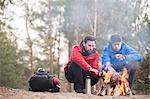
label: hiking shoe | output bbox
[132,90,136,95]
[126,90,135,95]
[28,87,32,91]
[75,89,85,94]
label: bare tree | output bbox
[0,0,13,9]
[24,2,33,72]
[28,0,62,74]
[131,0,150,54]
[93,0,97,37]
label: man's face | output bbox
[83,40,95,52]
[112,42,122,51]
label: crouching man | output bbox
[64,35,100,94]
[101,34,142,95]
[29,68,60,92]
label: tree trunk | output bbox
[25,4,33,72]
[48,46,53,74]
[57,32,61,77]
[93,0,97,37]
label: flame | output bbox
[110,88,114,96]
[103,70,114,83]
[100,68,132,96]
[118,68,131,96]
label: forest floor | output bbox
[0,68,149,99]
[0,86,150,99]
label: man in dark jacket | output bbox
[102,34,142,93]
[29,68,60,92]
[64,35,100,93]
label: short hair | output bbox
[110,34,122,44]
[83,35,96,43]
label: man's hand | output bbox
[112,72,120,81]
[115,54,125,60]
[106,62,116,72]
[89,68,99,75]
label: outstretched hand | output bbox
[89,68,99,75]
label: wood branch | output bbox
[86,15,94,33]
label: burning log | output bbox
[118,68,132,96]
[97,68,132,96]
[103,70,114,83]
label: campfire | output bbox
[97,68,132,96]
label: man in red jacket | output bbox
[64,35,100,93]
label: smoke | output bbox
[64,0,149,53]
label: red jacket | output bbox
[64,42,99,72]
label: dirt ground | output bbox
[0,87,150,99]
[1,69,149,99]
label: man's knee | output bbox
[126,61,139,72]
[70,62,83,71]
[65,70,74,83]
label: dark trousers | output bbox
[126,60,139,89]
[65,62,99,91]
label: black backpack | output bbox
[29,71,60,92]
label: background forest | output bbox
[0,0,149,94]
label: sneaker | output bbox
[75,89,85,94]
